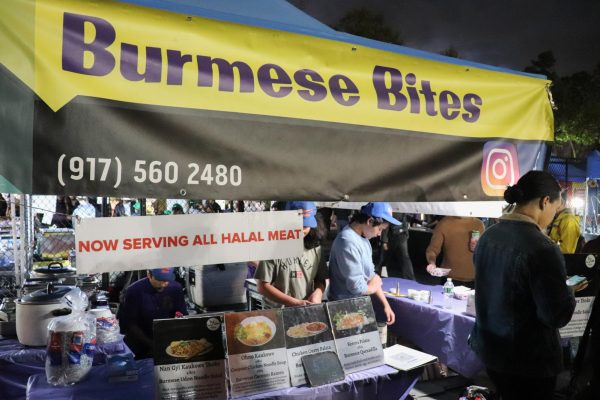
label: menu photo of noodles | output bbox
[225,310,291,397]
[224,309,286,355]
[153,314,227,400]
[154,314,225,365]
[165,338,213,359]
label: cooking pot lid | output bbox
[33,263,77,275]
[20,285,73,304]
[23,277,60,285]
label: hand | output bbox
[306,290,323,304]
[426,263,437,275]
[382,243,389,251]
[294,298,313,307]
[384,306,395,325]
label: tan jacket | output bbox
[426,216,485,281]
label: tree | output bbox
[525,52,600,158]
[334,8,403,45]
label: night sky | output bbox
[290,0,600,76]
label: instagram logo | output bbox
[481,142,520,196]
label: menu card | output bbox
[153,314,227,400]
[326,297,384,373]
[282,304,336,386]
[225,309,290,398]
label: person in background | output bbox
[328,202,397,325]
[425,216,485,288]
[152,199,167,215]
[172,203,184,215]
[380,213,415,280]
[333,208,352,231]
[119,268,188,359]
[549,191,582,253]
[70,196,97,229]
[50,195,74,228]
[469,171,576,400]
[255,201,328,307]
[113,199,127,217]
[0,194,7,218]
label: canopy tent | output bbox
[1,0,553,216]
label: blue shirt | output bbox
[328,226,375,300]
[120,277,187,338]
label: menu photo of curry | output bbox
[224,310,285,354]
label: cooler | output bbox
[187,263,248,309]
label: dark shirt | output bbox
[120,278,187,339]
[582,237,600,254]
[470,216,576,378]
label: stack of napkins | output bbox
[453,286,474,300]
[407,289,431,303]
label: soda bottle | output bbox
[442,278,454,309]
[469,230,480,252]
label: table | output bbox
[374,277,484,378]
[0,336,131,400]
[27,358,422,400]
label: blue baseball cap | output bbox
[286,201,318,228]
[360,202,400,225]
[150,268,175,281]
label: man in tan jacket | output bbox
[425,216,485,288]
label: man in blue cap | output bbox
[255,201,328,307]
[328,202,397,325]
[119,268,188,359]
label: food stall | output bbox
[0,0,555,398]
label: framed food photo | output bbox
[153,314,227,400]
[326,297,384,373]
[224,309,290,397]
[282,304,337,386]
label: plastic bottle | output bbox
[442,278,454,309]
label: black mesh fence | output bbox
[0,195,274,301]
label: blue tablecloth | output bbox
[0,337,131,400]
[374,277,484,378]
[26,358,422,400]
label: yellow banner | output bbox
[1,0,553,140]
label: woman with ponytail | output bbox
[469,171,576,399]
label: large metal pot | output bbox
[16,284,73,346]
[76,274,100,298]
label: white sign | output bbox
[75,211,303,274]
[559,296,595,338]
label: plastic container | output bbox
[45,288,96,386]
[442,278,454,309]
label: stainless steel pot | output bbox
[0,297,16,321]
[76,274,100,298]
[16,283,73,346]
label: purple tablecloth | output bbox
[374,278,484,378]
[27,358,422,400]
[0,336,131,400]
